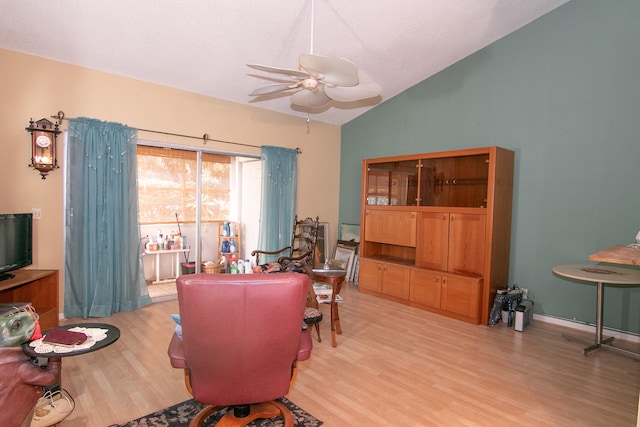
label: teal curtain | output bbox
[64,118,151,318]
[257,146,298,262]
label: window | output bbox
[136,146,232,224]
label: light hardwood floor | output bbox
[58,282,640,426]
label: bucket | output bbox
[181,262,196,275]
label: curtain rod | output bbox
[50,111,301,154]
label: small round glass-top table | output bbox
[553,264,640,360]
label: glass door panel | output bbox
[366,160,418,206]
[419,154,489,207]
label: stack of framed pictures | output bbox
[333,243,359,283]
[335,223,360,283]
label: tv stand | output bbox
[0,269,59,330]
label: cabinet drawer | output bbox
[364,210,416,247]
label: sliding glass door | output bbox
[137,143,259,285]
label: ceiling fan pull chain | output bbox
[309,0,315,54]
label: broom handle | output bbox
[175,213,182,235]
[175,213,188,264]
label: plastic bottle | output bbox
[229,238,237,253]
[223,222,230,237]
[230,262,238,274]
[244,259,252,274]
[237,259,245,273]
[220,256,230,274]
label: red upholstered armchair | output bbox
[167,273,313,427]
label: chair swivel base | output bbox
[190,400,294,427]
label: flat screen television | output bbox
[0,213,33,281]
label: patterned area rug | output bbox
[109,397,322,427]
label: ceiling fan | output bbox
[246,0,381,109]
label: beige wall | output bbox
[0,48,341,316]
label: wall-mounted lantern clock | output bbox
[26,117,61,179]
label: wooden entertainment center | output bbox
[358,146,514,325]
[0,269,59,330]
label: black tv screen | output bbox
[0,213,33,281]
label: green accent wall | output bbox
[340,0,640,333]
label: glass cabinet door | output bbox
[419,154,489,207]
[366,160,418,206]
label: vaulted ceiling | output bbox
[0,0,570,125]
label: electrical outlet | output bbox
[31,208,41,220]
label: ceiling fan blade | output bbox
[324,68,382,102]
[291,86,331,108]
[246,64,309,80]
[249,83,299,96]
[299,54,358,87]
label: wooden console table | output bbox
[0,269,59,330]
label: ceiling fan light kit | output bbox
[246,0,381,111]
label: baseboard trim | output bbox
[55,308,640,344]
[533,313,640,344]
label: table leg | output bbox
[311,271,345,347]
[330,308,336,347]
[333,302,341,334]
[154,253,160,284]
[562,281,610,354]
[307,283,319,309]
[174,252,180,278]
[582,281,606,355]
[563,281,639,360]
